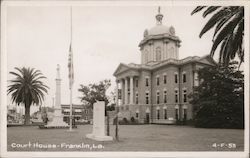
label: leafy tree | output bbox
[8,67,49,125]
[78,79,111,109]
[106,103,116,111]
[190,62,244,129]
[191,6,244,67]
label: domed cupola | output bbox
[139,7,181,65]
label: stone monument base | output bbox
[86,101,113,141]
[86,133,113,141]
[44,116,69,128]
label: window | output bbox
[157,109,160,120]
[169,47,174,58]
[135,79,138,87]
[175,109,179,120]
[156,91,160,104]
[145,51,148,63]
[183,89,187,102]
[164,109,167,119]
[126,105,129,110]
[128,89,130,103]
[183,109,187,121]
[136,112,139,118]
[194,72,199,86]
[163,74,167,84]
[156,47,161,61]
[175,89,179,103]
[183,73,186,83]
[145,77,149,87]
[156,76,160,86]
[164,90,167,103]
[175,73,178,83]
[135,92,139,104]
[145,92,149,104]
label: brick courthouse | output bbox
[113,8,215,124]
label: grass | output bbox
[7,124,244,151]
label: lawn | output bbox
[7,124,244,151]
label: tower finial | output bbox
[156,6,163,25]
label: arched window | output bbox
[156,107,160,120]
[156,47,161,61]
[170,47,174,58]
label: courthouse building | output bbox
[113,8,215,124]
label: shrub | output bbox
[123,118,128,123]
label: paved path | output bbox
[7,125,244,151]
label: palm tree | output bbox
[191,6,244,67]
[8,67,49,125]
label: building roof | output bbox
[113,55,216,77]
[139,7,181,48]
[148,25,171,36]
[61,104,84,109]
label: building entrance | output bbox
[146,113,150,124]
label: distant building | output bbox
[61,104,93,123]
[113,8,215,124]
[7,105,23,124]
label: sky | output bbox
[6,5,216,113]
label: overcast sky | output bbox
[7,5,217,112]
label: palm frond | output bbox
[191,6,207,15]
[199,7,229,38]
[210,10,243,57]
[203,6,221,18]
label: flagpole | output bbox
[69,86,72,131]
[69,6,73,131]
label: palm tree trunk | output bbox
[24,104,31,125]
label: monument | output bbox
[45,64,69,128]
[86,101,113,141]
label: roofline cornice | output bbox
[139,34,181,48]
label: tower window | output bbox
[145,51,148,63]
[156,47,161,61]
[135,79,138,87]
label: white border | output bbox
[1,1,249,158]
